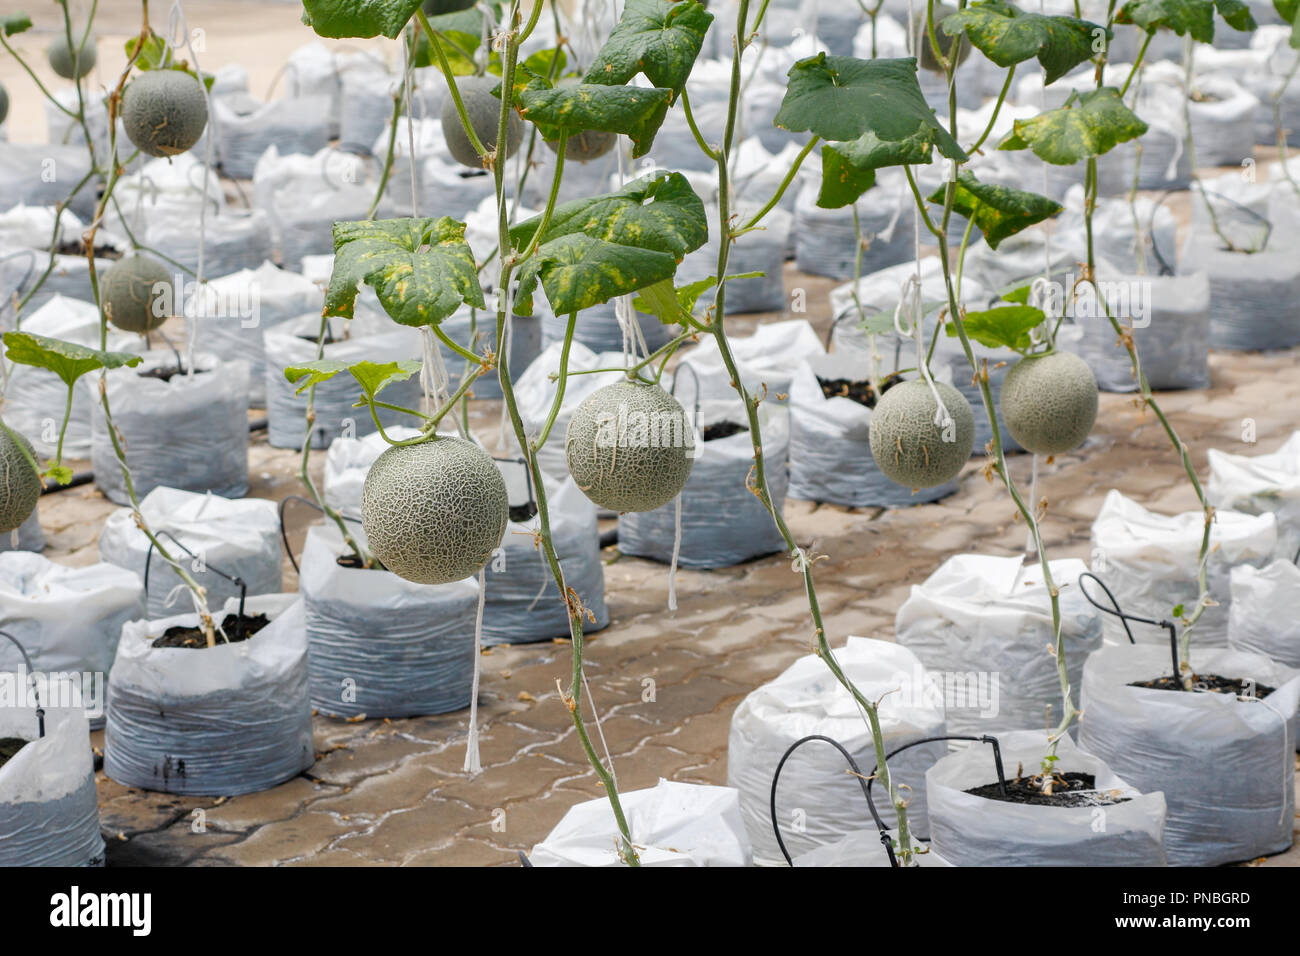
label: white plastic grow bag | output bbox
[618,403,789,568]
[541,299,674,356]
[142,208,275,282]
[930,333,1023,456]
[728,637,946,866]
[433,306,542,402]
[1229,561,1300,668]
[926,729,1169,866]
[0,511,44,555]
[98,487,282,620]
[264,313,424,450]
[4,251,115,315]
[3,295,143,458]
[185,260,324,407]
[212,95,334,180]
[1181,234,1300,351]
[1073,270,1211,392]
[1089,489,1278,647]
[339,68,397,152]
[795,830,953,867]
[675,205,790,315]
[89,351,250,505]
[793,175,914,281]
[673,319,823,407]
[895,555,1102,737]
[322,427,423,518]
[1208,431,1300,562]
[104,594,315,796]
[0,143,96,219]
[0,704,104,866]
[786,352,961,508]
[1079,643,1299,866]
[528,779,752,867]
[0,553,143,727]
[299,524,480,719]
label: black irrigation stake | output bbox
[0,630,44,738]
[277,494,364,575]
[144,531,248,640]
[1078,571,1180,684]
[668,360,702,432]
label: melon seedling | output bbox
[869,380,974,488]
[565,381,695,512]
[122,70,209,158]
[101,255,172,334]
[361,437,509,586]
[545,78,617,162]
[999,350,1099,456]
[47,34,96,80]
[441,75,523,169]
[918,4,969,73]
[0,428,41,535]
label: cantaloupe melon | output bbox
[869,379,974,488]
[47,34,96,80]
[999,350,1099,456]
[101,255,172,334]
[565,381,695,512]
[361,436,509,585]
[0,428,41,535]
[918,5,970,74]
[0,84,9,126]
[122,69,208,158]
[440,75,523,169]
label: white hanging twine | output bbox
[464,566,487,774]
[893,275,954,434]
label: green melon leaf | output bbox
[125,31,172,69]
[583,0,713,100]
[947,304,1047,351]
[302,0,425,38]
[1278,0,1300,46]
[326,217,485,327]
[286,358,422,400]
[1117,0,1255,41]
[1001,283,1034,304]
[2,331,143,387]
[631,271,765,325]
[999,87,1148,164]
[510,171,708,260]
[515,234,679,316]
[2,13,31,36]
[775,55,966,162]
[1216,0,1258,32]
[858,312,903,336]
[925,172,1063,248]
[518,81,672,157]
[818,131,935,208]
[940,1,1108,84]
[408,26,483,72]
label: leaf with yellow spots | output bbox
[583,0,714,100]
[515,233,679,317]
[325,216,485,327]
[518,80,672,158]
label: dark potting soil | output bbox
[817,373,901,409]
[0,736,27,770]
[510,503,539,523]
[966,772,1131,808]
[56,240,122,259]
[138,365,207,384]
[152,612,271,649]
[1130,673,1277,698]
[703,420,747,442]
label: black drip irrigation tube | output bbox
[0,630,44,738]
[1078,571,1181,684]
[39,418,269,495]
[144,531,250,640]
[768,732,1006,868]
[277,494,365,575]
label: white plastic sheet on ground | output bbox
[1090,489,1277,647]
[528,779,752,866]
[895,554,1102,737]
[786,352,961,508]
[927,729,1169,866]
[1208,431,1300,562]
[98,487,282,620]
[89,351,250,505]
[0,553,143,728]
[618,402,788,568]
[299,524,479,718]
[0,705,103,866]
[728,637,946,866]
[1230,561,1300,668]
[104,594,315,796]
[1079,643,1299,866]
[673,319,823,407]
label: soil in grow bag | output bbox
[56,240,121,259]
[1131,674,1277,697]
[151,611,272,649]
[137,365,208,384]
[509,502,538,522]
[0,736,27,769]
[816,373,901,409]
[703,421,748,442]
[966,772,1130,808]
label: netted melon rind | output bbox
[122,70,209,158]
[565,381,695,513]
[0,429,41,535]
[361,436,509,585]
[869,379,975,488]
[102,255,173,334]
[440,75,524,169]
[1000,350,1099,456]
[47,35,97,79]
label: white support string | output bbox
[667,491,682,611]
[402,33,419,217]
[893,275,954,433]
[464,566,487,774]
[581,668,618,788]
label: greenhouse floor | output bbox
[30,265,1299,866]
